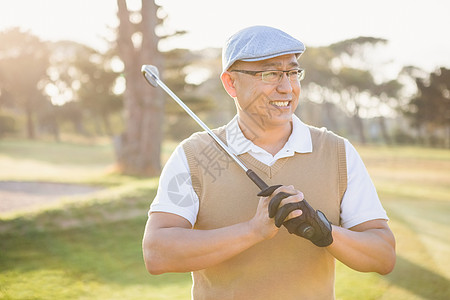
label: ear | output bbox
[221,71,237,98]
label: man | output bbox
[143,26,395,299]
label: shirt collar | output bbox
[225,114,312,156]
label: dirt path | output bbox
[0,181,102,214]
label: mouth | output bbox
[269,100,291,108]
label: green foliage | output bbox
[47,41,123,137]
[162,48,223,114]
[0,112,17,137]
[299,37,405,144]
[0,28,51,139]
[329,36,388,56]
[161,47,234,140]
[335,67,375,92]
[407,68,450,130]
[392,128,416,145]
[0,25,443,147]
[0,29,123,140]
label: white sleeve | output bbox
[149,144,199,227]
[340,140,388,229]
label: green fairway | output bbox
[0,139,115,183]
[0,139,449,299]
[0,187,193,299]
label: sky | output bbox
[0,0,449,75]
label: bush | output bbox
[165,115,201,141]
[393,129,416,145]
[0,112,18,137]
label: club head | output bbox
[141,65,159,87]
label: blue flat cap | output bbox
[222,26,305,73]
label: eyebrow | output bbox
[260,61,299,68]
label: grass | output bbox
[0,197,193,299]
[339,144,450,300]
[0,139,449,299]
[0,138,116,183]
[0,137,192,299]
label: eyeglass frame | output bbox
[229,68,305,83]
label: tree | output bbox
[72,48,123,136]
[298,46,344,131]
[115,0,164,176]
[0,28,50,139]
[407,67,450,146]
[374,79,403,144]
[45,41,123,137]
[333,67,375,144]
[162,47,229,140]
[300,37,402,144]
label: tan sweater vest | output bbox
[182,125,347,300]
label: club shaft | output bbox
[148,71,251,174]
[143,66,314,237]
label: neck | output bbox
[238,117,293,156]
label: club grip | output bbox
[246,169,269,190]
[247,168,315,238]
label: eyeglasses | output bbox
[230,68,305,83]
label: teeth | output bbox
[270,101,290,107]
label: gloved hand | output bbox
[259,185,333,247]
[282,202,333,247]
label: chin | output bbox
[264,115,293,128]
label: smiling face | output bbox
[221,54,301,134]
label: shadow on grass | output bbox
[386,255,450,300]
[382,199,450,299]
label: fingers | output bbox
[274,202,303,227]
[248,196,280,241]
[268,192,292,218]
[257,184,282,197]
[266,185,304,225]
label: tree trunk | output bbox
[115,0,164,176]
[25,105,35,139]
[52,122,60,142]
[324,102,338,131]
[94,117,103,135]
[378,116,391,145]
[74,119,89,136]
[101,113,113,137]
[447,125,450,149]
[353,105,366,144]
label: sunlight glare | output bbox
[183,66,211,85]
[113,76,126,95]
[110,56,124,73]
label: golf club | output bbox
[141,64,314,238]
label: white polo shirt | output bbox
[150,115,388,228]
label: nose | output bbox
[276,73,293,93]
